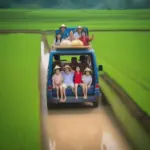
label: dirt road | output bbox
[46,103,132,150]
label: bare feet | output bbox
[75,96,78,100]
[60,98,63,102]
[63,96,67,102]
[84,96,87,99]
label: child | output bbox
[54,33,62,46]
[82,67,92,99]
[74,66,85,99]
[52,65,63,100]
[79,30,94,46]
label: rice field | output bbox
[0,9,150,150]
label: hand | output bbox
[52,86,56,89]
[91,34,94,39]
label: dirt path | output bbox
[46,104,132,150]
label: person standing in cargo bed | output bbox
[59,24,68,39]
[61,65,75,102]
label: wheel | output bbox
[93,96,100,108]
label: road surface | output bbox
[47,103,132,150]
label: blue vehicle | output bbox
[47,27,103,108]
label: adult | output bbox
[74,26,82,39]
[79,55,89,72]
[59,24,68,39]
[61,65,74,101]
[79,30,94,46]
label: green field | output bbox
[0,34,41,150]
[0,9,150,150]
[0,9,150,30]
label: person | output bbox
[79,30,94,46]
[66,31,76,42]
[61,65,75,102]
[82,67,92,99]
[79,55,89,72]
[70,57,79,70]
[53,55,62,69]
[74,26,82,39]
[54,33,61,46]
[74,66,85,99]
[59,24,68,39]
[52,65,63,100]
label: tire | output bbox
[93,96,100,108]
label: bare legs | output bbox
[75,83,85,99]
[62,87,67,102]
[84,84,88,99]
[75,84,78,99]
[56,87,59,99]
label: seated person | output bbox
[79,30,94,46]
[85,55,92,69]
[61,65,75,102]
[70,57,79,70]
[82,67,92,99]
[58,24,68,39]
[74,26,82,39]
[74,66,85,99]
[66,31,76,42]
[53,55,62,69]
[79,55,89,72]
[52,65,63,100]
[54,33,62,46]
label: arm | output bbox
[82,75,85,84]
[88,76,92,88]
[87,34,94,42]
[52,75,55,88]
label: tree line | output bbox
[0,0,150,9]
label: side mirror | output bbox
[98,65,103,71]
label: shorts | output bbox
[62,83,74,89]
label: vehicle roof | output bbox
[55,27,89,35]
[50,49,95,55]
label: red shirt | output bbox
[74,71,82,84]
[79,36,91,46]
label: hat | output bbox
[84,67,92,73]
[60,24,66,28]
[63,65,71,69]
[54,65,61,70]
[77,26,82,29]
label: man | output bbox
[74,26,82,39]
[59,24,68,39]
[61,65,74,102]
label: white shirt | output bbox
[82,75,92,85]
[74,32,81,39]
[61,71,74,85]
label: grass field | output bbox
[0,34,41,150]
[0,9,150,150]
[0,9,150,30]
